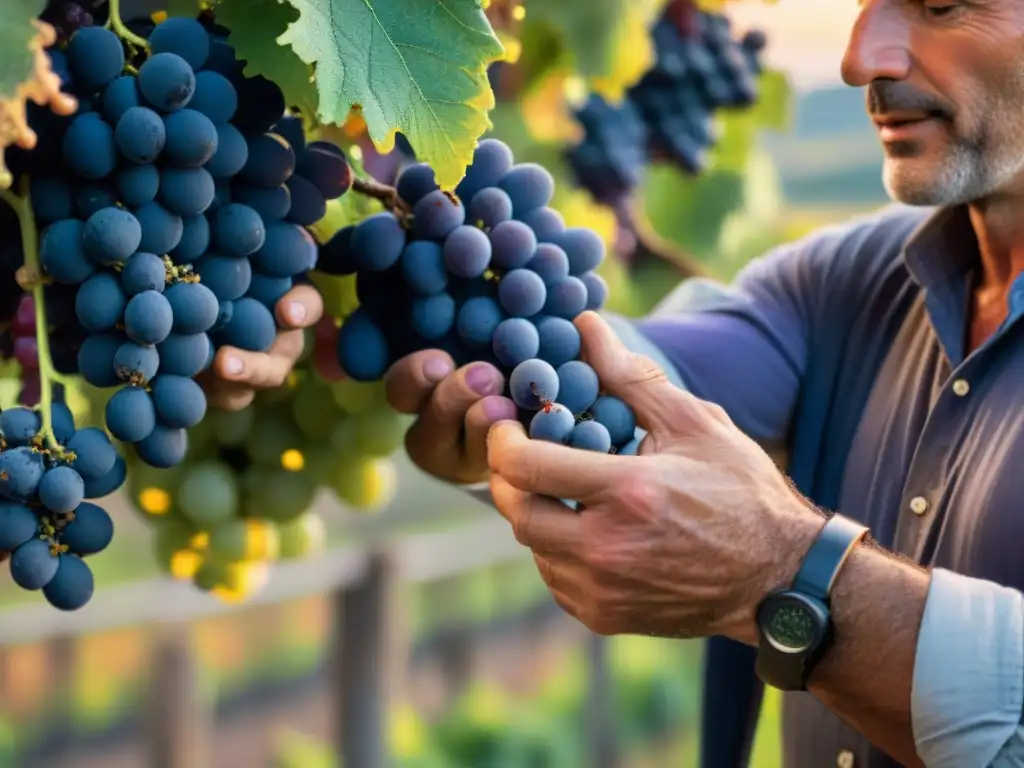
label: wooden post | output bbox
[331,551,398,768]
[144,624,210,768]
[585,633,619,768]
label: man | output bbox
[351,1,1024,766]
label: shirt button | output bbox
[837,750,855,768]
[909,496,929,515]
[952,378,970,396]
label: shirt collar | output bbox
[902,205,980,289]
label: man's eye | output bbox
[924,2,958,16]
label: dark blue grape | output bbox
[138,52,196,112]
[285,174,326,226]
[499,164,554,214]
[556,360,599,415]
[497,269,546,317]
[352,213,406,272]
[135,424,188,468]
[232,182,290,221]
[63,113,116,179]
[156,332,209,377]
[211,299,233,333]
[443,225,491,278]
[0,501,38,551]
[82,455,127,498]
[76,271,127,331]
[295,146,350,199]
[456,139,514,203]
[250,222,317,276]
[400,240,447,294]
[59,501,114,554]
[135,201,184,255]
[39,466,84,515]
[456,296,504,348]
[158,167,215,217]
[121,252,166,295]
[412,190,465,240]
[274,114,306,150]
[554,228,606,274]
[50,402,76,444]
[588,396,636,447]
[0,446,45,501]
[30,175,74,223]
[529,404,575,443]
[510,359,560,410]
[518,207,565,241]
[570,420,612,452]
[125,290,173,344]
[212,297,275,351]
[231,75,285,135]
[115,164,160,206]
[526,243,570,284]
[492,317,540,369]
[410,292,456,340]
[245,273,292,308]
[543,276,588,319]
[75,182,118,218]
[581,271,608,309]
[40,219,94,283]
[43,555,95,611]
[149,17,210,70]
[115,106,167,164]
[83,207,142,266]
[104,385,156,442]
[211,203,265,257]
[240,133,295,186]
[535,315,581,367]
[151,375,207,428]
[114,340,160,383]
[170,214,210,261]
[396,163,438,206]
[165,281,219,334]
[194,253,251,300]
[77,332,124,387]
[489,220,537,270]
[467,187,513,229]
[336,309,390,382]
[205,122,249,177]
[0,407,41,446]
[66,27,125,92]
[10,540,59,591]
[163,109,218,167]
[102,75,141,124]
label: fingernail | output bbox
[287,302,306,324]
[466,363,501,396]
[224,356,243,375]
[423,357,452,383]
[483,396,517,422]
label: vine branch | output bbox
[105,0,150,50]
[612,197,706,279]
[0,178,68,455]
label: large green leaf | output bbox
[0,0,46,100]
[278,0,504,190]
[212,0,319,117]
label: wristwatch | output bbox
[754,513,868,691]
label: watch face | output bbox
[763,597,819,653]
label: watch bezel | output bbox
[756,590,830,655]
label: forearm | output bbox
[806,539,930,766]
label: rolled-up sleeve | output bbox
[913,568,1024,767]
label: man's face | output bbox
[841,0,1024,206]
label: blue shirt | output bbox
[623,203,1024,767]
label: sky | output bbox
[726,0,862,91]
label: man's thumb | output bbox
[575,311,685,432]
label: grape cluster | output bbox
[21,13,350,470]
[318,138,639,454]
[124,369,402,602]
[565,6,768,203]
[0,403,121,611]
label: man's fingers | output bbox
[384,350,456,414]
[576,311,694,434]
[274,284,324,330]
[491,474,580,556]
[204,380,255,411]
[487,419,626,502]
[464,395,517,462]
[213,328,305,390]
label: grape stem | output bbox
[0,180,65,452]
[350,175,410,215]
[612,197,705,279]
[105,0,150,50]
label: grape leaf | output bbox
[212,0,319,118]
[278,0,505,190]
[0,5,77,188]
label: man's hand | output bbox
[487,311,824,642]
[200,285,323,411]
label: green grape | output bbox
[329,378,381,415]
[178,462,239,526]
[309,270,358,319]
[245,469,318,521]
[208,518,280,561]
[208,406,255,446]
[277,512,327,559]
[246,407,304,466]
[291,375,340,440]
[332,458,397,510]
[350,409,409,457]
[127,457,183,518]
[152,514,204,580]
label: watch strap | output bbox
[793,514,868,601]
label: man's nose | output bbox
[841,0,911,87]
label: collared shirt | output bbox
[622,203,1024,767]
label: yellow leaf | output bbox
[520,70,581,143]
